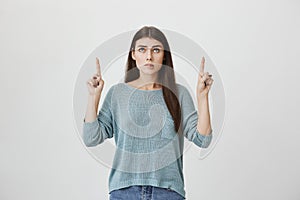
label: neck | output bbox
[136,73,161,90]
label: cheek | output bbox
[135,56,144,63]
[157,54,164,61]
[135,58,144,69]
[156,55,164,64]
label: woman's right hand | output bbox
[86,57,104,96]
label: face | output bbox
[131,37,164,76]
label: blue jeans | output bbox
[109,185,185,200]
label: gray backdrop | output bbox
[1,0,299,199]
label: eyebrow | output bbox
[136,45,163,48]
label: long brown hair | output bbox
[124,26,182,133]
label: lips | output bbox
[144,64,154,67]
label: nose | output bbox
[146,49,152,61]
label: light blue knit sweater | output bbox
[82,82,213,199]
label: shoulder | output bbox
[175,83,191,96]
[107,82,124,92]
[104,82,130,98]
[102,83,120,99]
[174,83,195,105]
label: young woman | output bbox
[83,26,214,200]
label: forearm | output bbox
[95,94,101,112]
[84,94,101,123]
[197,94,212,135]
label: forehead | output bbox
[135,37,163,47]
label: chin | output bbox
[142,69,161,75]
[140,71,159,76]
[140,66,162,75]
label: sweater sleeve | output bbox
[180,85,213,148]
[82,85,115,147]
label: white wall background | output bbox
[1,0,299,199]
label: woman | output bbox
[83,26,214,200]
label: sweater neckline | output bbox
[123,83,162,92]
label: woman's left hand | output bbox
[197,56,214,98]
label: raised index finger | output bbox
[200,56,205,73]
[96,57,101,78]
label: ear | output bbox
[131,51,136,60]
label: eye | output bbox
[153,48,161,53]
[138,47,145,52]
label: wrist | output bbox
[88,92,101,98]
[197,93,208,101]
